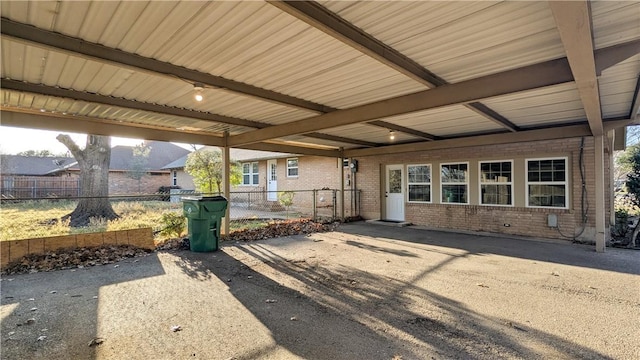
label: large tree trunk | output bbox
[57,134,119,227]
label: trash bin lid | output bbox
[181,196,201,201]
[200,196,227,202]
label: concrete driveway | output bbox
[1,222,639,359]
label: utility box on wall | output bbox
[547,214,558,228]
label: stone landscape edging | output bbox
[0,228,154,269]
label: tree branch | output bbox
[56,134,84,162]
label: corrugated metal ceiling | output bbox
[1,0,639,154]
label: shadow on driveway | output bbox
[341,222,640,275]
[174,226,618,359]
[1,254,165,360]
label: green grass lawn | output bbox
[0,200,278,241]
[0,200,181,241]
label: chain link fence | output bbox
[0,189,360,241]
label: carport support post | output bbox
[608,130,616,228]
[595,134,606,252]
[222,134,230,235]
[339,150,345,221]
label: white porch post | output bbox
[595,134,606,252]
[222,133,230,235]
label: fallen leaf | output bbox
[25,318,36,325]
[290,316,298,321]
[49,291,57,294]
[476,283,489,288]
[88,338,104,347]
[30,307,38,311]
[551,272,560,277]
[171,325,182,332]
[37,335,47,341]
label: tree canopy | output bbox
[184,148,241,194]
[127,142,151,193]
[16,149,63,157]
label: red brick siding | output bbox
[355,137,610,242]
[108,172,170,195]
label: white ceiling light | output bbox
[193,83,204,102]
[389,130,395,141]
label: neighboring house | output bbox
[162,147,355,216]
[1,141,190,197]
[0,155,79,198]
[72,140,190,195]
[167,136,613,243]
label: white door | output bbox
[385,164,405,221]
[267,159,277,201]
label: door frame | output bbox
[384,164,405,221]
[267,159,277,201]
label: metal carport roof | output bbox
[1,1,639,158]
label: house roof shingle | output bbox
[0,155,76,176]
[161,147,293,170]
[108,141,190,171]
[2,141,190,175]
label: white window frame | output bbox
[287,158,299,178]
[525,157,569,209]
[407,164,432,203]
[478,160,514,207]
[172,170,177,186]
[242,161,259,186]
[440,162,469,204]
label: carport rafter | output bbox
[267,0,520,132]
[629,75,640,120]
[0,16,428,145]
[1,79,378,148]
[0,109,343,158]
[0,78,267,130]
[228,39,639,147]
[0,17,336,114]
[228,57,574,147]
[549,1,603,136]
[368,121,439,141]
[304,132,380,147]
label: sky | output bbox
[0,126,192,155]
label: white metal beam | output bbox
[549,1,603,136]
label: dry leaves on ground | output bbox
[3,219,337,275]
[222,219,339,242]
[1,245,152,275]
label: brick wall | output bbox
[232,157,357,217]
[354,137,610,242]
[1,228,154,269]
[108,171,170,195]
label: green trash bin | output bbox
[182,196,228,252]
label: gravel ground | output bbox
[1,222,639,360]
